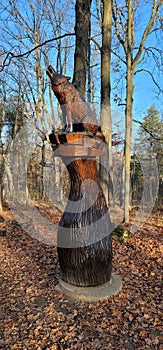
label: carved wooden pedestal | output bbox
[49,132,112,288]
[58,156,112,286]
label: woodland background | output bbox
[0,1,163,349]
[0,0,162,218]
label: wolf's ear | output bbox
[46,66,71,85]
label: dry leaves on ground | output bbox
[0,205,162,350]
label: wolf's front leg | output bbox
[61,105,68,131]
[64,108,72,132]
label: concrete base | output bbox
[55,274,122,302]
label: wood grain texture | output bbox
[57,157,112,286]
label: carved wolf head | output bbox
[46,65,71,86]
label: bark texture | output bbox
[49,132,112,287]
[58,157,112,286]
[73,0,92,97]
[100,0,113,206]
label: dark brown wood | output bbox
[47,65,98,135]
[49,131,105,157]
[58,157,112,286]
[49,132,112,287]
[49,131,105,146]
[72,0,92,97]
[47,68,112,287]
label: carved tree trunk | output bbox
[58,157,112,286]
[49,131,112,287]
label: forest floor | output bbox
[0,204,162,350]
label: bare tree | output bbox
[73,0,92,97]
[112,0,163,222]
[100,0,113,205]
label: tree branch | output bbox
[111,49,126,65]
[133,118,162,140]
[134,68,163,94]
[133,0,163,68]
[89,36,102,51]
[0,33,75,72]
[112,2,127,55]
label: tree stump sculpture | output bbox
[47,66,122,300]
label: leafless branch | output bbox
[111,49,126,65]
[112,1,127,55]
[23,114,46,141]
[133,118,162,140]
[89,36,102,51]
[133,0,163,68]
[0,33,75,72]
[134,68,163,94]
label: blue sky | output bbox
[133,70,163,117]
[0,0,162,141]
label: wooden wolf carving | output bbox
[46,65,99,135]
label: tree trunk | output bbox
[73,0,92,97]
[0,150,4,212]
[100,0,113,206]
[124,0,134,223]
[0,102,5,212]
[4,157,14,200]
[49,132,112,287]
[58,157,112,286]
[0,184,2,212]
[112,1,162,222]
[87,19,91,103]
